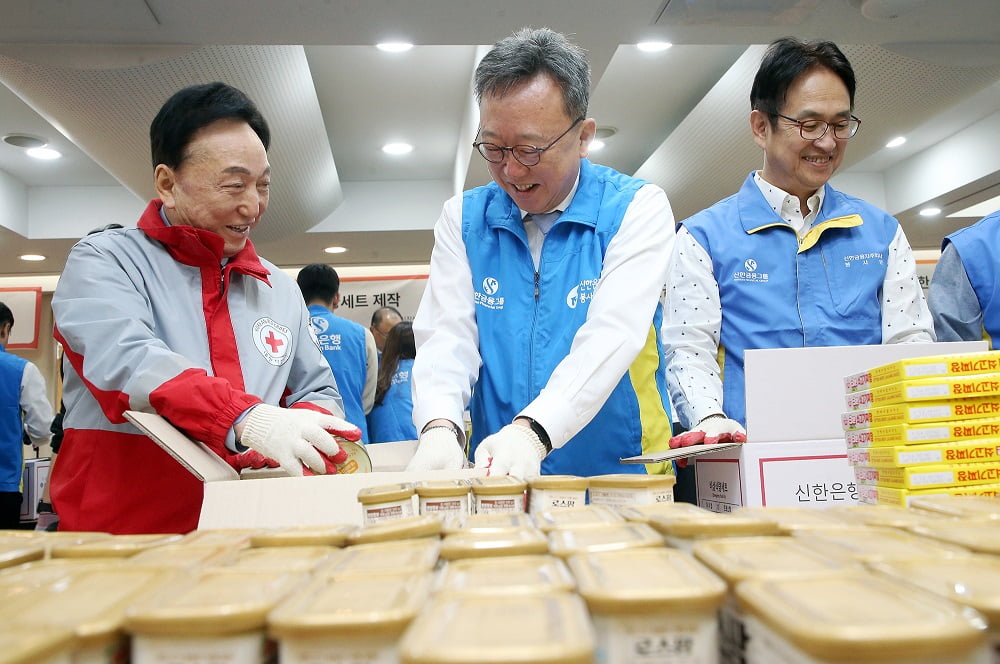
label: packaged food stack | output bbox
[842,350,1000,506]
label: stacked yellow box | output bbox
[842,350,1000,506]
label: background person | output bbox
[407,27,676,478]
[367,321,418,443]
[370,306,403,356]
[50,82,360,534]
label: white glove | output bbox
[669,415,746,449]
[406,425,467,471]
[238,404,360,477]
[473,423,547,479]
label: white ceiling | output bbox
[1,0,999,278]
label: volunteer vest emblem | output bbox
[253,317,292,365]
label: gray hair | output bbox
[474,27,590,120]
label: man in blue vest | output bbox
[929,209,1000,347]
[407,27,676,478]
[663,38,934,451]
[0,301,53,528]
[298,263,377,444]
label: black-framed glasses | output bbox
[773,112,861,140]
[473,116,585,166]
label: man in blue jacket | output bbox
[408,27,676,478]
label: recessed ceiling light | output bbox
[26,146,62,160]
[376,42,413,53]
[637,41,672,53]
[589,139,606,151]
[382,142,413,155]
[919,207,942,217]
[3,133,46,149]
[324,246,348,254]
[594,126,618,140]
[885,136,906,148]
[19,254,46,262]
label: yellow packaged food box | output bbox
[844,351,1000,393]
[873,483,1000,507]
[616,501,713,523]
[859,439,1000,467]
[846,417,1000,448]
[735,571,989,663]
[854,460,1000,489]
[909,494,1000,519]
[314,538,440,578]
[845,374,1000,411]
[841,396,1000,431]
[436,554,576,597]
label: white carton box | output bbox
[125,411,483,529]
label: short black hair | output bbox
[150,82,270,170]
[750,37,856,125]
[0,301,12,330]
[370,306,403,327]
[297,263,340,303]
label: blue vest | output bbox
[945,210,1000,347]
[462,159,674,476]
[367,358,418,443]
[683,173,897,424]
[0,346,27,492]
[307,305,370,444]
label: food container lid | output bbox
[533,505,624,532]
[414,479,472,498]
[870,555,1000,623]
[180,529,257,548]
[125,544,238,569]
[0,543,44,569]
[692,536,859,586]
[439,528,549,560]
[793,526,972,563]
[0,531,112,557]
[735,571,988,660]
[249,524,355,548]
[268,571,433,637]
[347,514,443,545]
[222,545,337,572]
[647,511,780,539]
[436,554,576,597]
[547,523,663,558]
[735,506,854,533]
[907,519,1000,555]
[469,475,528,494]
[587,473,676,489]
[617,502,713,523]
[528,475,589,491]
[441,512,536,534]
[357,482,415,504]
[826,504,951,529]
[909,494,1000,520]
[315,538,440,578]
[124,568,304,636]
[0,627,74,664]
[0,558,119,591]
[49,533,183,559]
[399,593,594,664]
[569,547,725,613]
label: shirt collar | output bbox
[519,175,580,220]
[753,170,824,233]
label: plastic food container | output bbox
[735,571,989,663]
[357,482,416,525]
[249,524,355,548]
[0,542,45,569]
[399,592,594,664]
[414,479,472,518]
[441,511,536,534]
[220,545,337,573]
[125,568,304,664]
[438,527,549,561]
[870,555,1000,662]
[588,473,676,508]
[793,526,972,564]
[268,571,433,664]
[0,531,113,558]
[547,523,663,558]
[180,529,257,548]
[825,504,952,530]
[436,554,576,597]
[126,543,239,570]
[314,538,440,578]
[909,494,1000,520]
[569,547,726,664]
[346,514,442,545]
[533,505,624,532]
[49,533,183,559]
[0,627,74,664]
[617,501,713,523]
[735,506,854,534]
[646,510,781,552]
[528,475,589,513]
[469,476,528,514]
[908,518,1000,555]
[693,536,862,664]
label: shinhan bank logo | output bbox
[744,258,757,272]
[482,276,500,295]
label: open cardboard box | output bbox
[125,411,484,529]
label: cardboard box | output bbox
[19,457,50,522]
[124,411,484,529]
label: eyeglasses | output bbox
[473,116,585,167]
[772,113,861,140]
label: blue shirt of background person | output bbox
[367,321,418,443]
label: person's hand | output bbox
[238,404,361,477]
[668,415,746,469]
[473,423,547,478]
[224,448,280,472]
[406,425,467,471]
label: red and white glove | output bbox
[238,404,360,477]
[224,448,280,472]
[406,425,467,471]
[473,423,547,479]
[669,415,746,469]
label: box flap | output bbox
[620,442,742,464]
[125,410,239,482]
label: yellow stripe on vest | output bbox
[629,323,675,476]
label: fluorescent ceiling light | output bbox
[19,254,46,261]
[637,42,672,52]
[918,207,941,217]
[376,42,413,53]
[26,146,62,160]
[885,136,906,148]
[324,246,348,254]
[382,142,413,155]
[948,193,1000,219]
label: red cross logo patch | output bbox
[252,317,292,366]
